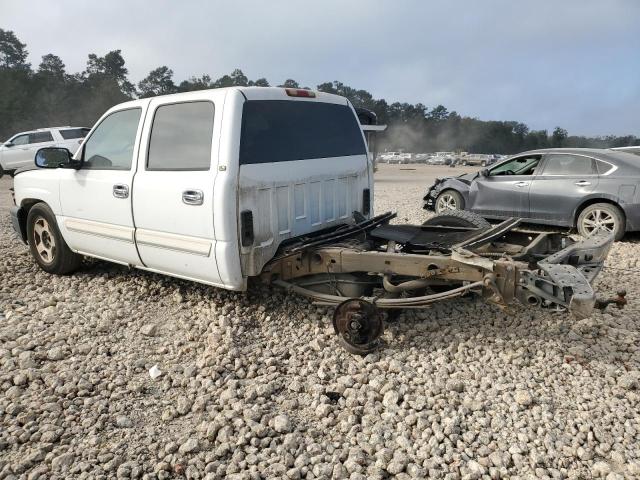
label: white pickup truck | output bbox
[11,87,372,291]
[10,87,618,353]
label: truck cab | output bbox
[11,87,372,291]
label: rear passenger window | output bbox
[595,159,613,174]
[29,131,54,143]
[60,128,90,140]
[541,155,595,175]
[147,101,214,171]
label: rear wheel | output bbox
[27,203,82,274]
[423,209,490,229]
[435,190,464,213]
[577,203,625,240]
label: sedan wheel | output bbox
[577,203,624,240]
[435,190,463,213]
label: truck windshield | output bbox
[240,100,366,165]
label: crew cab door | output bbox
[528,153,598,225]
[58,107,145,265]
[132,96,223,286]
[468,154,541,218]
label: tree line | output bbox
[1,29,637,153]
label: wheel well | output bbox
[16,199,45,242]
[574,198,625,227]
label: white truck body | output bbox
[12,87,372,291]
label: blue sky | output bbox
[3,0,639,136]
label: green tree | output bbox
[84,50,135,97]
[279,79,300,88]
[177,74,212,92]
[38,54,66,78]
[138,66,177,97]
[551,126,568,147]
[249,77,270,87]
[0,29,29,69]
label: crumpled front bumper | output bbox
[423,180,444,211]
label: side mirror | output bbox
[35,147,78,169]
[4,142,15,148]
[479,168,489,177]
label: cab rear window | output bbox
[240,100,366,165]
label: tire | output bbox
[480,161,487,167]
[434,190,465,213]
[423,209,490,229]
[27,203,82,274]
[577,202,625,241]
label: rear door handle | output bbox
[182,189,204,205]
[113,184,129,199]
[575,180,591,186]
[514,181,529,187]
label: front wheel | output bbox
[577,203,625,241]
[435,190,464,213]
[27,203,82,274]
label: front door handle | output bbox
[514,181,529,187]
[182,189,204,205]
[113,184,129,199]
[575,180,591,187]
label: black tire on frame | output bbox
[26,202,82,274]
[423,209,490,229]
[577,202,625,241]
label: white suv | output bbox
[0,126,90,177]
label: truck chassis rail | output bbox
[263,212,616,354]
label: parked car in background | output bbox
[423,148,640,239]
[0,126,90,177]
[379,151,411,163]
[414,153,433,163]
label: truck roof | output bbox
[114,86,351,111]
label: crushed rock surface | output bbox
[1,170,639,479]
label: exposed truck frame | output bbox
[261,211,620,354]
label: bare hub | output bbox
[333,299,384,355]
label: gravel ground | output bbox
[1,168,639,480]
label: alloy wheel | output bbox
[33,216,57,264]
[581,209,616,235]
[436,193,458,212]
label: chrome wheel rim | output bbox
[582,209,616,235]
[33,216,56,264]
[436,193,458,212]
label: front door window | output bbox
[490,155,541,176]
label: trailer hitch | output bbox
[595,290,627,310]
